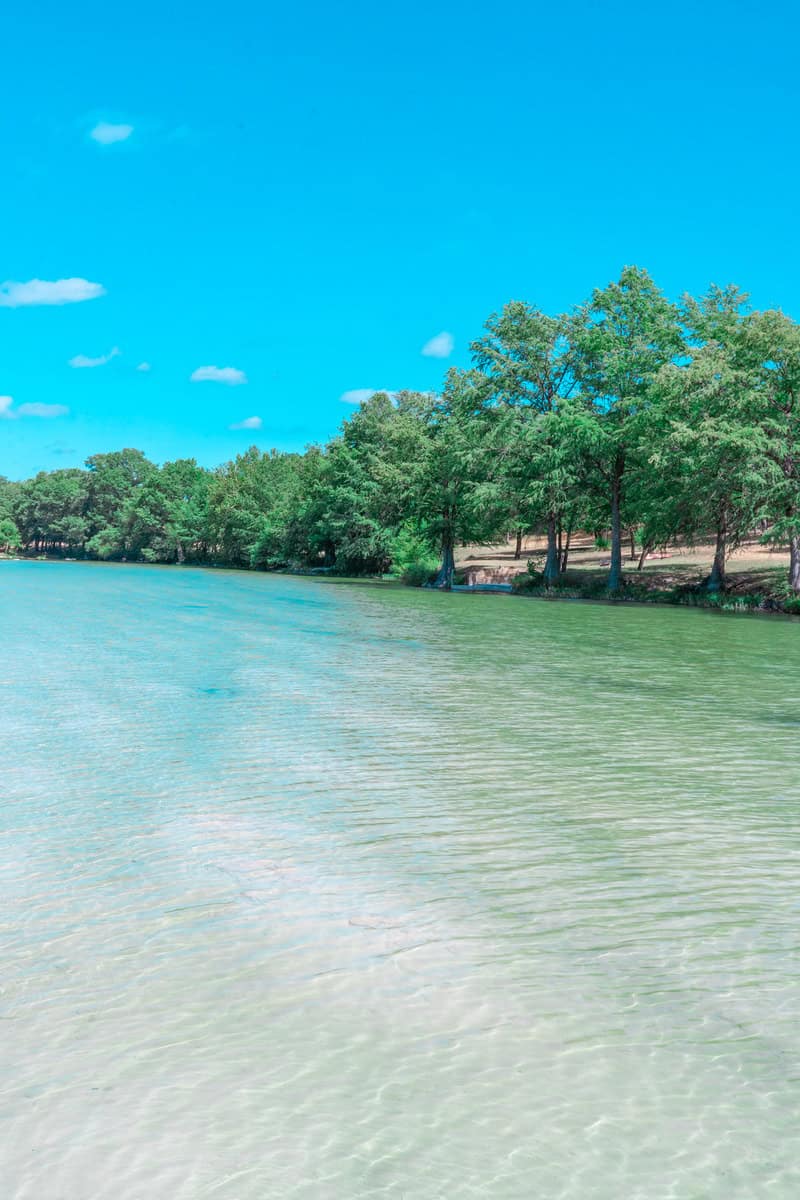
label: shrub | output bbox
[0,517,21,553]
[390,524,438,584]
[85,527,123,560]
[512,567,601,598]
[401,561,437,587]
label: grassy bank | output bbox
[508,566,799,615]
[454,534,800,615]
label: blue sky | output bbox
[2,0,799,479]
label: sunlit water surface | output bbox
[2,561,800,1198]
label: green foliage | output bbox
[0,516,21,551]
[572,266,685,590]
[398,373,502,587]
[400,561,437,587]
[388,523,438,586]
[128,458,210,563]
[14,468,90,552]
[512,568,608,599]
[84,449,157,556]
[85,526,124,560]
[471,304,588,582]
[208,447,302,567]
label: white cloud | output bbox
[17,402,69,418]
[0,397,69,419]
[340,388,396,404]
[136,362,151,372]
[190,365,247,385]
[0,278,106,308]
[421,331,454,359]
[90,122,134,145]
[230,415,263,430]
[68,346,120,369]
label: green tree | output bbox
[14,469,89,553]
[0,516,21,552]
[472,302,584,581]
[208,447,304,567]
[400,372,498,589]
[647,298,776,590]
[85,449,156,558]
[283,392,431,575]
[128,459,211,562]
[574,266,684,591]
[742,309,800,592]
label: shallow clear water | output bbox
[2,561,800,1198]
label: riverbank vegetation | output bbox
[3,267,800,612]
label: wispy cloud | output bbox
[68,347,120,369]
[90,122,134,145]
[19,403,69,418]
[191,365,247,385]
[0,278,106,308]
[136,362,151,372]
[340,388,395,405]
[0,396,69,420]
[230,415,263,430]
[421,331,454,359]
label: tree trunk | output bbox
[514,528,523,560]
[636,541,653,572]
[706,520,727,592]
[560,526,572,574]
[431,526,455,590]
[789,533,800,594]
[629,528,637,561]
[608,458,624,592]
[543,514,560,584]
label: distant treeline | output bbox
[3,266,800,595]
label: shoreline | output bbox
[5,553,799,620]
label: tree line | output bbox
[3,266,800,596]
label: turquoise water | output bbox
[3,561,800,1198]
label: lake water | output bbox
[3,561,800,1199]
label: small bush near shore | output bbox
[512,565,607,599]
[401,562,437,587]
[392,526,438,587]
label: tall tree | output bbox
[0,516,21,553]
[648,344,775,589]
[85,449,156,558]
[208,447,304,567]
[14,469,89,553]
[574,267,683,591]
[128,459,211,562]
[742,309,800,592]
[471,303,582,582]
[401,371,497,589]
[282,393,429,574]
